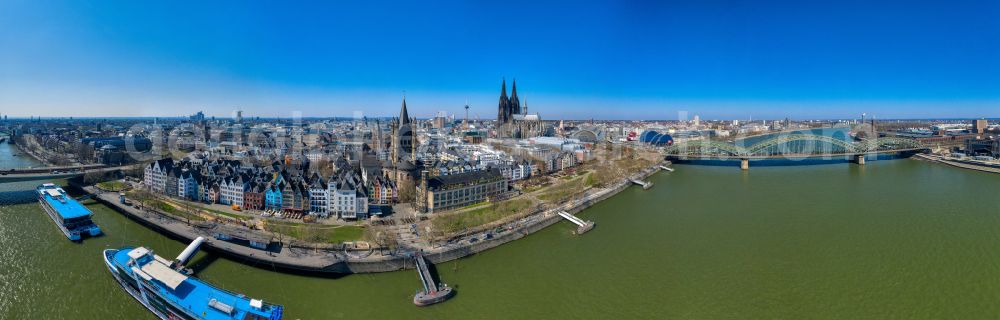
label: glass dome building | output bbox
[639,130,674,146]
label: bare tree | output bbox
[267,222,293,246]
[364,224,397,254]
[76,142,95,163]
[124,163,146,180]
[177,199,197,226]
[300,225,327,252]
[313,158,335,178]
[397,182,416,203]
[131,189,152,212]
[83,171,107,185]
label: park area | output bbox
[427,143,663,239]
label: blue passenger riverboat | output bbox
[36,183,101,241]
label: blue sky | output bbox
[1,0,998,120]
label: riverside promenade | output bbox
[84,163,667,274]
[914,153,1000,174]
[85,185,365,272]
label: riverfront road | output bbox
[0,165,123,183]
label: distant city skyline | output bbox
[1,1,998,119]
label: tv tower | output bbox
[463,100,470,130]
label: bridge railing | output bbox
[664,135,924,158]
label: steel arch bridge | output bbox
[664,135,925,158]
[664,140,748,157]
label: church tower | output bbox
[497,78,510,123]
[393,98,414,164]
[371,119,383,152]
[510,79,521,116]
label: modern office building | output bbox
[973,119,989,134]
[966,137,999,158]
[417,168,508,213]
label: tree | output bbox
[313,158,335,178]
[363,225,382,252]
[267,222,295,246]
[50,153,71,166]
[83,171,107,185]
[364,224,400,254]
[397,182,416,203]
[300,225,327,252]
[124,163,146,180]
[131,189,152,212]
[176,199,197,226]
[75,142,95,163]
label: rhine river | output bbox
[2,142,999,319]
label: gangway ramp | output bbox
[629,179,653,190]
[557,211,595,234]
[412,252,454,306]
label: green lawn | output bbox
[96,180,126,191]
[432,198,534,234]
[148,199,177,213]
[197,206,249,221]
[537,174,589,202]
[148,199,205,221]
[327,225,365,243]
[266,221,365,244]
[459,201,490,210]
[157,198,247,222]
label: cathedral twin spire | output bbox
[497,78,522,124]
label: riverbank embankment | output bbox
[914,153,1000,174]
[83,163,667,274]
[12,138,52,166]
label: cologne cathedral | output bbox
[496,79,542,139]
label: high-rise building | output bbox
[974,119,988,134]
[190,111,205,122]
[433,111,446,129]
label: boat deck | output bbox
[110,248,282,320]
[40,187,92,220]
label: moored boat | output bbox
[36,183,101,241]
[103,237,283,320]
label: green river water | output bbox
[2,142,1000,319]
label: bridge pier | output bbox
[740,158,749,170]
[852,154,865,165]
